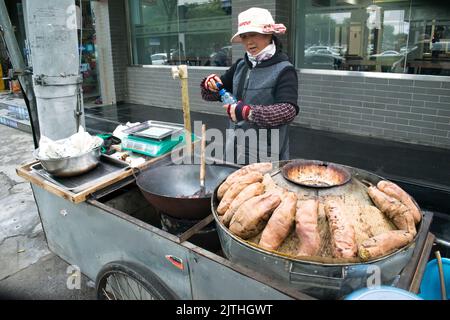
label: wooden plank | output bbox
[396,211,433,291]
[409,232,435,293]
[178,214,214,243]
[71,168,134,203]
[15,144,187,204]
[16,161,78,202]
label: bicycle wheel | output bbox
[96,261,176,300]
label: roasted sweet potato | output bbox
[358,230,414,261]
[221,182,265,227]
[217,163,271,199]
[217,172,263,215]
[296,199,321,256]
[377,180,421,224]
[229,194,281,239]
[325,200,357,259]
[367,186,416,236]
[259,192,298,251]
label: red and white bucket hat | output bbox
[231,7,286,43]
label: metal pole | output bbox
[24,0,84,140]
[0,0,40,147]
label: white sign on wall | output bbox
[366,5,382,30]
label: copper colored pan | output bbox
[281,159,351,188]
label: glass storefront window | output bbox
[295,0,450,76]
[128,0,232,67]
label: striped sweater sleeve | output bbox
[249,103,297,128]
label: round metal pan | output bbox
[281,159,351,188]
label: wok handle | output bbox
[200,124,206,188]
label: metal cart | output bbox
[16,155,435,300]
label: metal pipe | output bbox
[0,0,40,147]
[24,0,84,140]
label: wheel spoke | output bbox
[98,269,162,300]
[105,279,118,300]
[102,287,114,300]
[113,274,126,300]
[124,276,139,300]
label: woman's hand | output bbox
[224,101,252,123]
[223,103,237,122]
[204,74,222,92]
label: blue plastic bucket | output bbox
[419,258,450,300]
[345,286,422,300]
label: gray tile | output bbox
[374,97,399,105]
[413,93,440,102]
[339,110,362,119]
[373,109,397,117]
[412,87,450,96]
[375,84,414,93]
[321,97,341,104]
[421,128,448,137]
[341,99,363,107]
[350,118,372,126]
[385,116,410,125]
[322,75,343,82]
[435,123,450,131]
[365,78,389,85]
[363,102,386,110]
[407,132,434,143]
[299,107,320,115]
[329,104,351,112]
[363,114,384,122]
[414,80,443,88]
[440,96,450,104]
[396,124,422,133]
[438,109,450,117]
[411,107,438,116]
[425,101,450,110]
[350,106,372,114]
[423,115,450,123]
[371,121,396,130]
[386,104,411,112]
[409,119,437,129]
[389,79,414,87]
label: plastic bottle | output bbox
[216,83,237,105]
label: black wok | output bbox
[136,164,237,219]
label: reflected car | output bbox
[150,53,168,65]
[370,50,402,58]
[304,49,345,69]
[305,46,341,56]
[210,46,232,67]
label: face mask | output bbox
[247,41,276,67]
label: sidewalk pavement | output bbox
[0,124,95,300]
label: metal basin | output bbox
[212,160,423,299]
[282,159,351,188]
[34,146,101,177]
